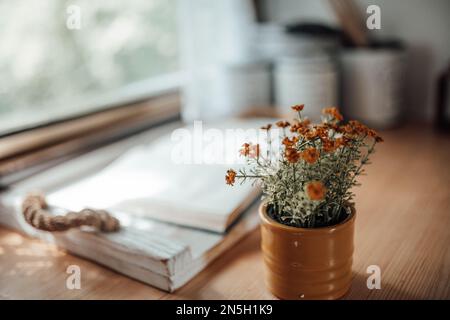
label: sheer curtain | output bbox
[177,0,258,122]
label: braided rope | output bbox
[22,192,120,232]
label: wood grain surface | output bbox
[0,124,449,299]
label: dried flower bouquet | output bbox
[226,104,383,228]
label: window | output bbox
[0,0,180,135]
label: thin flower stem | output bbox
[292,163,296,193]
[236,174,263,179]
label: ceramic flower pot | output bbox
[259,202,356,300]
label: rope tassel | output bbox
[22,192,120,232]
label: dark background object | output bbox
[436,63,450,131]
[285,22,347,47]
[285,22,341,38]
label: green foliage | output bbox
[227,106,382,228]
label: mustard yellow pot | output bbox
[259,202,356,300]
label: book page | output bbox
[48,119,268,231]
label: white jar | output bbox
[209,61,272,118]
[274,55,338,122]
[340,48,405,128]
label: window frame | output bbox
[0,71,183,138]
[0,85,182,186]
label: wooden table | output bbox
[1,125,449,299]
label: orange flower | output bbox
[240,143,260,158]
[290,119,311,134]
[291,104,304,112]
[304,124,328,140]
[347,120,369,135]
[322,107,343,121]
[261,124,272,131]
[276,120,290,128]
[285,147,301,163]
[321,138,336,153]
[342,120,383,142]
[305,181,327,201]
[321,136,347,153]
[334,137,347,148]
[304,129,318,140]
[282,136,299,147]
[315,125,329,139]
[341,123,355,135]
[240,143,251,156]
[290,123,300,133]
[301,147,320,164]
[249,144,260,158]
[323,122,339,131]
[225,169,237,185]
[368,129,384,142]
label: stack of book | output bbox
[0,120,266,291]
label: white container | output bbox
[274,55,338,122]
[208,61,271,118]
[340,48,405,128]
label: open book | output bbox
[0,119,270,291]
[47,120,262,233]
